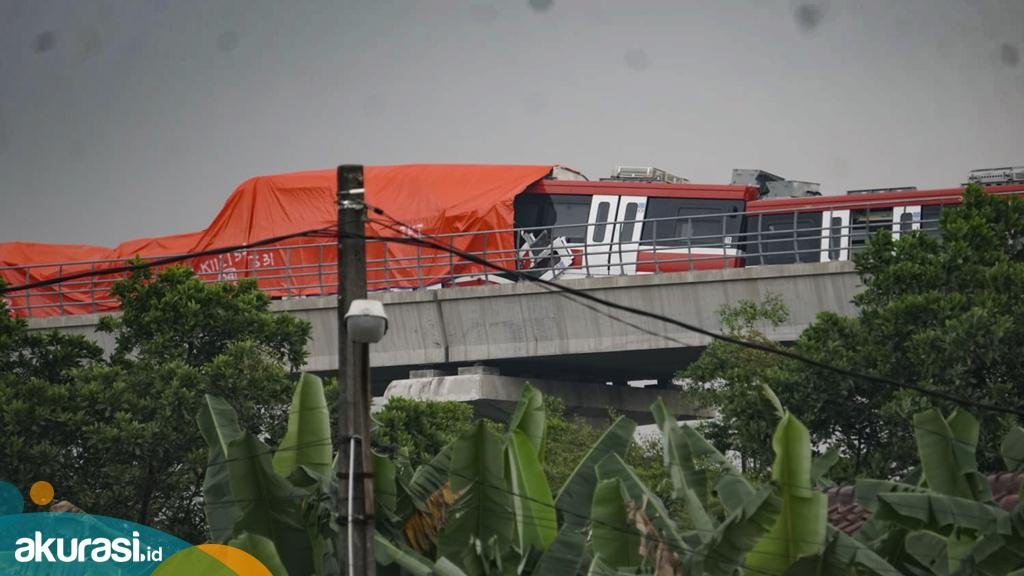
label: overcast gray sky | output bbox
[1,0,1021,246]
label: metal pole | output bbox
[337,164,375,576]
[651,220,659,274]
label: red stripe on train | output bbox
[636,251,743,273]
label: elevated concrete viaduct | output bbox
[27,262,861,421]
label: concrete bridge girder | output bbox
[25,262,861,392]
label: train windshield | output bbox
[514,193,591,243]
[749,211,823,264]
[639,198,745,247]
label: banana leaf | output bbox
[199,396,315,575]
[228,532,290,576]
[272,372,333,480]
[874,492,1012,536]
[904,530,950,576]
[746,393,827,575]
[914,409,990,502]
[375,530,434,576]
[590,478,642,569]
[374,451,399,524]
[438,421,514,569]
[554,416,636,530]
[586,556,650,576]
[507,428,557,551]
[693,486,781,576]
[407,444,453,509]
[780,526,902,576]
[951,533,1024,576]
[677,426,754,512]
[507,384,547,460]
[433,557,471,576]
[651,399,713,517]
[810,449,840,487]
[855,479,929,512]
[596,453,689,560]
[198,393,245,543]
[1001,427,1024,473]
[533,525,589,576]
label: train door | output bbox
[584,195,620,276]
[892,205,921,240]
[609,196,647,275]
[819,209,850,262]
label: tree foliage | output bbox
[371,392,674,513]
[0,283,104,510]
[0,266,310,542]
[373,396,476,470]
[683,184,1024,480]
[210,373,1024,574]
[681,294,791,476]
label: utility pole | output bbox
[337,164,375,576]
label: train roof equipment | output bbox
[847,186,918,195]
[967,166,1024,187]
[731,169,820,198]
[603,166,689,184]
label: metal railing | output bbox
[0,200,961,318]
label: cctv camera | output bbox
[345,299,388,343]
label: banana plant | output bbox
[202,375,992,575]
[853,409,1024,575]
[375,383,637,576]
[198,372,335,576]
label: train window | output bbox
[900,212,914,233]
[593,201,611,243]
[619,203,639,239]
[640,198,744,247]
[751,212,822,265]
[829,216,842,261]
[513,193,591,243]
[849,207,893,251]
[921,205,943,237]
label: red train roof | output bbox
[527,179,759,201]
[747,184,1024,214]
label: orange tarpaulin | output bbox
[1,241,116,316]
[2,164,555,317]
[0,231,207,317]
[113,230,205,260]
[187,164,554,293]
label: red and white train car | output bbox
[508,178,758,281]
[743,182,1024,266]
[505,166,1024,280]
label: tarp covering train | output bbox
[1,164,556,317]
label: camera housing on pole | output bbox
[345,299,388,344]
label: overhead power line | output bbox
[3,209,1022,418]
[363,210,1024,419]
[0,226,337,294]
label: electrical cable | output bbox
[0,226,337,294]
[362,213,1024,419]
[4,207,1021,419]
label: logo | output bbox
[1,480,270,575]
[14,529,163,563]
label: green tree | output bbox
[0,266,311,542]
[0,282,104,509]
[682,184,1024,480]
[373,396,475,469]
[680,295,791,477]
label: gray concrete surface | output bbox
[26,262,861,389]
[383,366,706,425]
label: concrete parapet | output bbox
[382,372,707,425]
